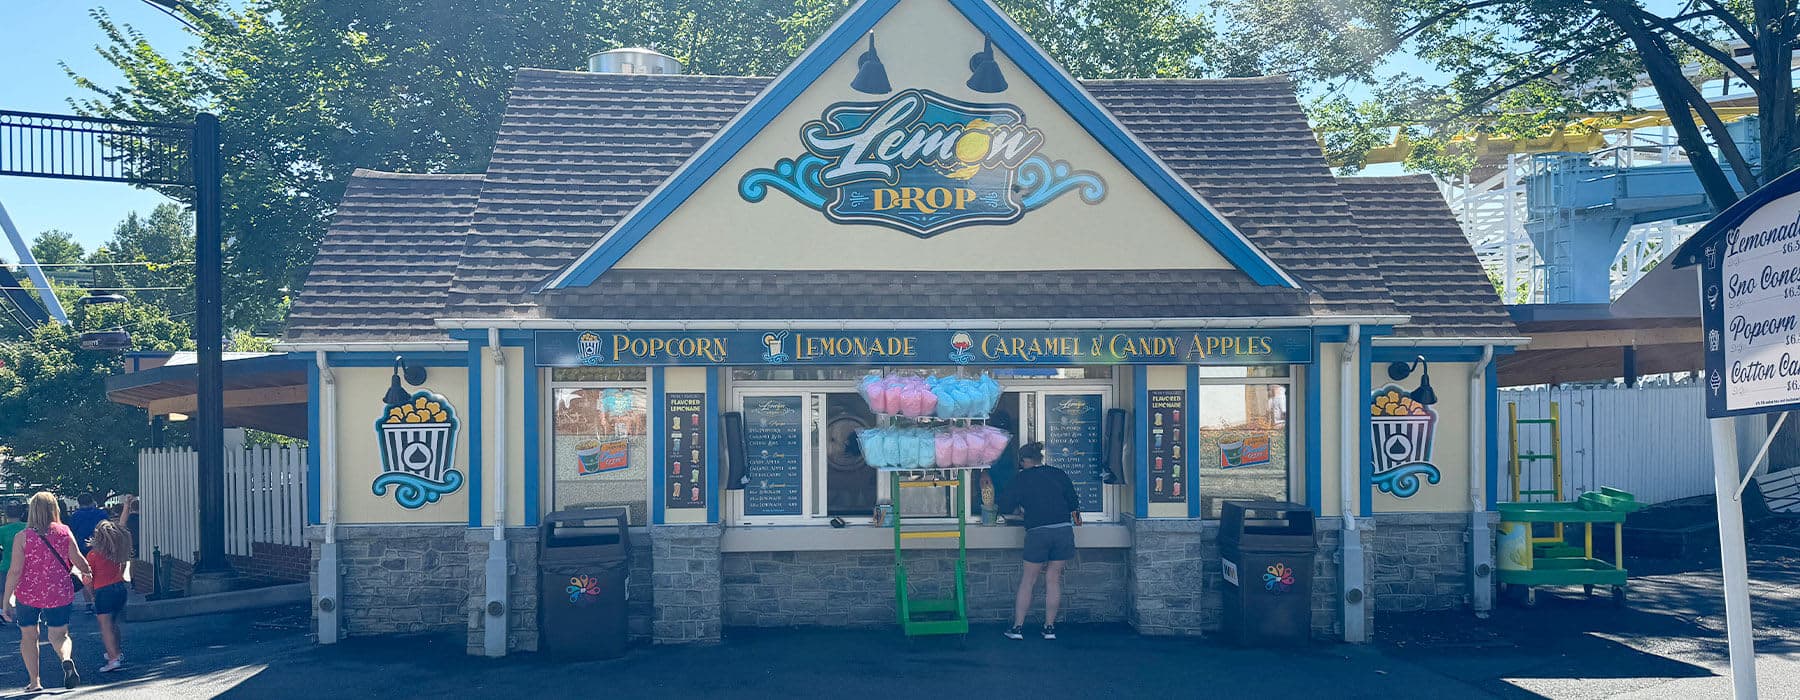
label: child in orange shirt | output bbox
[86,521,132,673]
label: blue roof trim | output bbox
[548,0,1295,290]
[548,0,900,289]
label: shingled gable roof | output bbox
[285,170,483,341]
[433,69,1403,323]
[544,0,1298,293]
[1335,175,1521,339]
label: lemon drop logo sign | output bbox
[740,89,1106,237]
[373,390,463,509]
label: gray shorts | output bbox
[1023,525,1075,563]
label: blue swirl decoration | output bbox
[739,155,830,209]
[372,470,465,510]
[1016,156,1107,210]
[1371,463,1442,498]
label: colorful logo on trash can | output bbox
[1263,563,1295,594]
[567,574,603,605]
[1368,385,1441,498]
[372,390,464,509]
[739,89,1106,238]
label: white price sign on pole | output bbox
[1673,167,1800,700]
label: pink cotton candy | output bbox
[898,386,923,417]
[982,429,1011,462]
[950,433,972,467]
[935,432,954,468]
[918,387,938,415]
[883,382,904,416]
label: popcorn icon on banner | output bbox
[1368,386,1441,498]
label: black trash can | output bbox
[539,507,631,658]
[1218,500,1316,646]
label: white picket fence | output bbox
[138,446,306,561]
[1500,385,1715,505]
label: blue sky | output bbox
[1,1,194,256]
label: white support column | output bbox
[314,352,340,644]
[1709,416,1759,698]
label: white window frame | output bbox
[1195,366,1300,514]
[725,373,1124,526]
[544,374,655,522]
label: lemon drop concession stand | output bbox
[277,0,1527,655]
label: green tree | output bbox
[784,0,1216,78]
[0,301,193,494]
[1220,0,1798,206]
[74,0,1219,331]
[89,203,196,318]
[29,230,85,267]
[70,0,802,330]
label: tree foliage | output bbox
[89,203,196,319]
[71,0,1218,330]
[1220,0,1799,206]
[0,301,192,494]
[28,231,85,267]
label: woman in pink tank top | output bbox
[4,492,92,691]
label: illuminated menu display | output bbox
[1043,393,1104,512]
[664,393,706,510]
[1147,390,1186,504]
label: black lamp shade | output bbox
[1409,366,1439,406]
[966,37,1007,93]
[850,33,890,94]
[384,357,413,406]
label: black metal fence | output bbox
[0,110,192,186]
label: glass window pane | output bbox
[1197,384,1290,518]
[730,366,1111,381]
[552,387,650,525]
[552,367,647,382]
[1198,365,1290,379]
[824,393,878,516]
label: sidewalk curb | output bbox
[126,583,309,622]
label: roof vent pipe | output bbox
[587,48,684,75]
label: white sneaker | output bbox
[99,657,123,673]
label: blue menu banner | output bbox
[1043,393,1105,512]
[742,395,805,516]
[537,328,1313,367]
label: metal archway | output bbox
[0,109,230,576]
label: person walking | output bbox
[997,442,1082,641]
[4,492,92,691]
[86,520,133,673]
[0,505,27,585]
[67,494,107,556]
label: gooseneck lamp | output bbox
[966,37,1008,93]
[1385,355,1439,406]
[850,33,891,94]
[384,355,429,406]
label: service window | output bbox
[1196,366,1295,518]
[549,368,650,525]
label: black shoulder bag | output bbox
[34,529,83,593]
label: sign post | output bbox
[1673,166,1800,699]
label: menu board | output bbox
[664,393,707,510]
[743,395,805,516]
[1043,393,1104,512]
[1147,390,1186,504]
[1693,180,1800,417]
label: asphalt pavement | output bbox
[0,536,1793,699]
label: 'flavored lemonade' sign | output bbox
[1682,167,1800,418]
[739,89,1106,236]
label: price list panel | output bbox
[1698,187,1800,416]
[664,393,707,510]
[1043,393,1105,512]
[1147,390,1187,504]
[742,395,805,516]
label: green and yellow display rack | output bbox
[890,470,971,638]
[1497,487,1645,607]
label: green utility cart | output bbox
[889,470,971,638]
[1496,487,1645,607]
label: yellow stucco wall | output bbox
[332,366,472,525]
[1371,360,1480,513]
[613,0,1237,272]
[473,348,529,527]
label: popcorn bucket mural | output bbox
[373,390,464,509]
[1368,386,1441,498]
